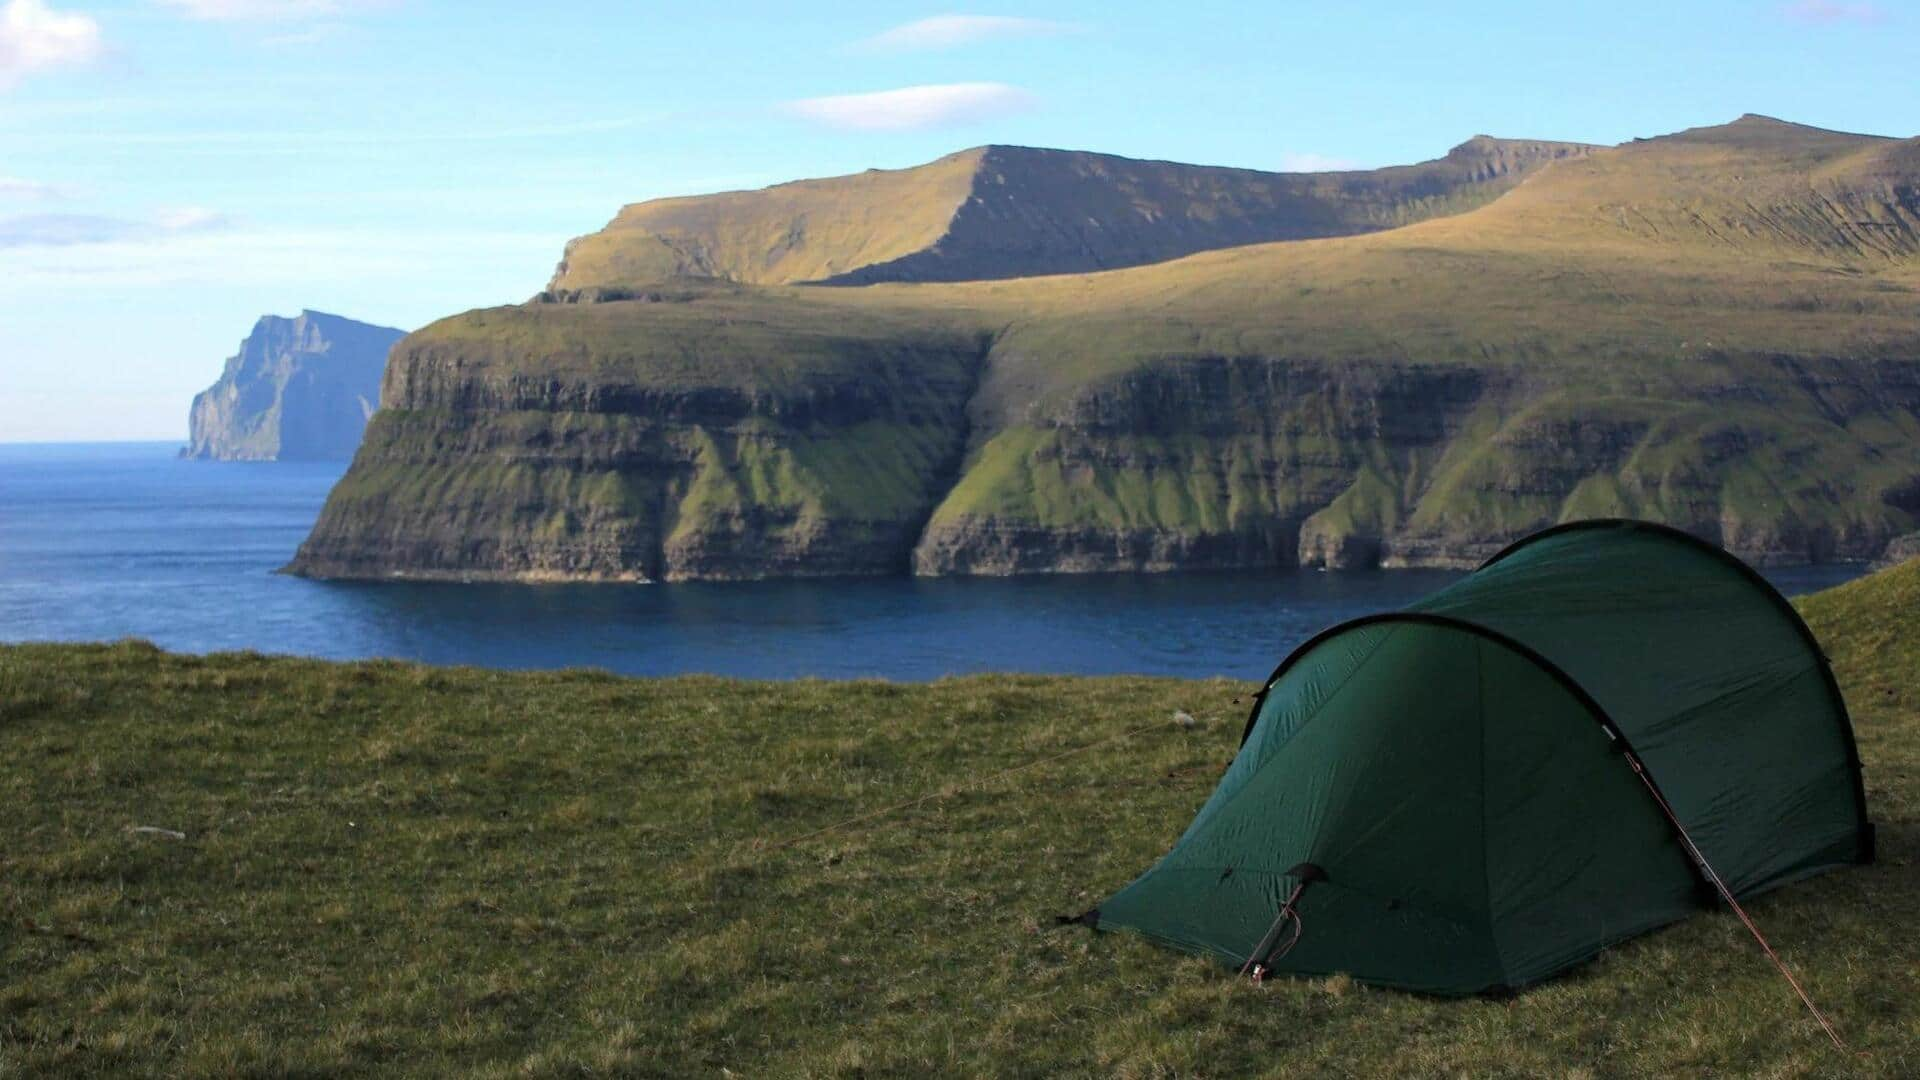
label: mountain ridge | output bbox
[546,135,1595,293]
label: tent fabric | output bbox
[1091,519,1873,995]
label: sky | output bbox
[1,1,1916,443]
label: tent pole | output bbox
[1620,748,1853,1054]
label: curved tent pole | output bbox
[1239,611,1632,751]
[1236,610,1712,901]
[1475,517,1872,861]
[1242,519,1872,858]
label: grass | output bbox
[5,558,1920,1075]
[551,148,985,289]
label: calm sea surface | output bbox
[0,442,1869,681]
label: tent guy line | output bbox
[1619,746,1852,1052]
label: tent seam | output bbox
[1198,625,1405,838]
[1238,617,1401,747]
[1476,639,1507,988]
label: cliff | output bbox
[291,116,1920,581]
[184,311,406,462]
[289,292,989,580]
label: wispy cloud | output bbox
[0,206,228,247]
[0,0,103,90]
[783,82,1035,132]
[4,113,658,150]
[260,20,352,45]
[2,223,560,290]
[153,0,390,19]
[857,14,1079,51]
[0,175,64,199]
[1779,1,1886,23]
[1278,152,1360,173]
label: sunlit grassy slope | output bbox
[548,136,1591,289]
[4,559,1918,1074]
[548,148,987,291]
[542,116,1920,391]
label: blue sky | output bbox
[2,1,1915,442]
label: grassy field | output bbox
[4,560,1918,1076]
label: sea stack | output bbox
[184,310,405,462]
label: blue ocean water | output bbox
[0,442,1870,681]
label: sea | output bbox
[0,441,1870,682]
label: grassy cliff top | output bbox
[3,558,1917,1073]
[393,284,990,398]
[549,148,987,290]
[414,118,1920,423]
[1419,114,1920,260]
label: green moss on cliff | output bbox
[666,419,965,556]
[931,429,1336,534]
[1301,459,1416,543]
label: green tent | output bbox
[1082,519,1873,994]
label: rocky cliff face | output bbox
[184,311,405,462]
[290,296,987,581]
[291,315,1920,582]
[909,352,1920,573]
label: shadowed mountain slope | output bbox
[294,117,1920,582]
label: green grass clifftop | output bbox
[291,116,1920,581]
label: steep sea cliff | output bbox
[290,297,990,580]
[185,311,405,462]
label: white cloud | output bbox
[0,0,103,89]
[0,175,64,199]
[152,206,227,230]
[858,14,1078,51]
[783,82,1035,132]
[1779,1,1885,22]
[260,20,350,45]
[1278,152,1361,173]
[0,206,228,247]
[153,0,388,20]
[8,113,658,150]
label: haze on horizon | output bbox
[1,0,1915,443]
